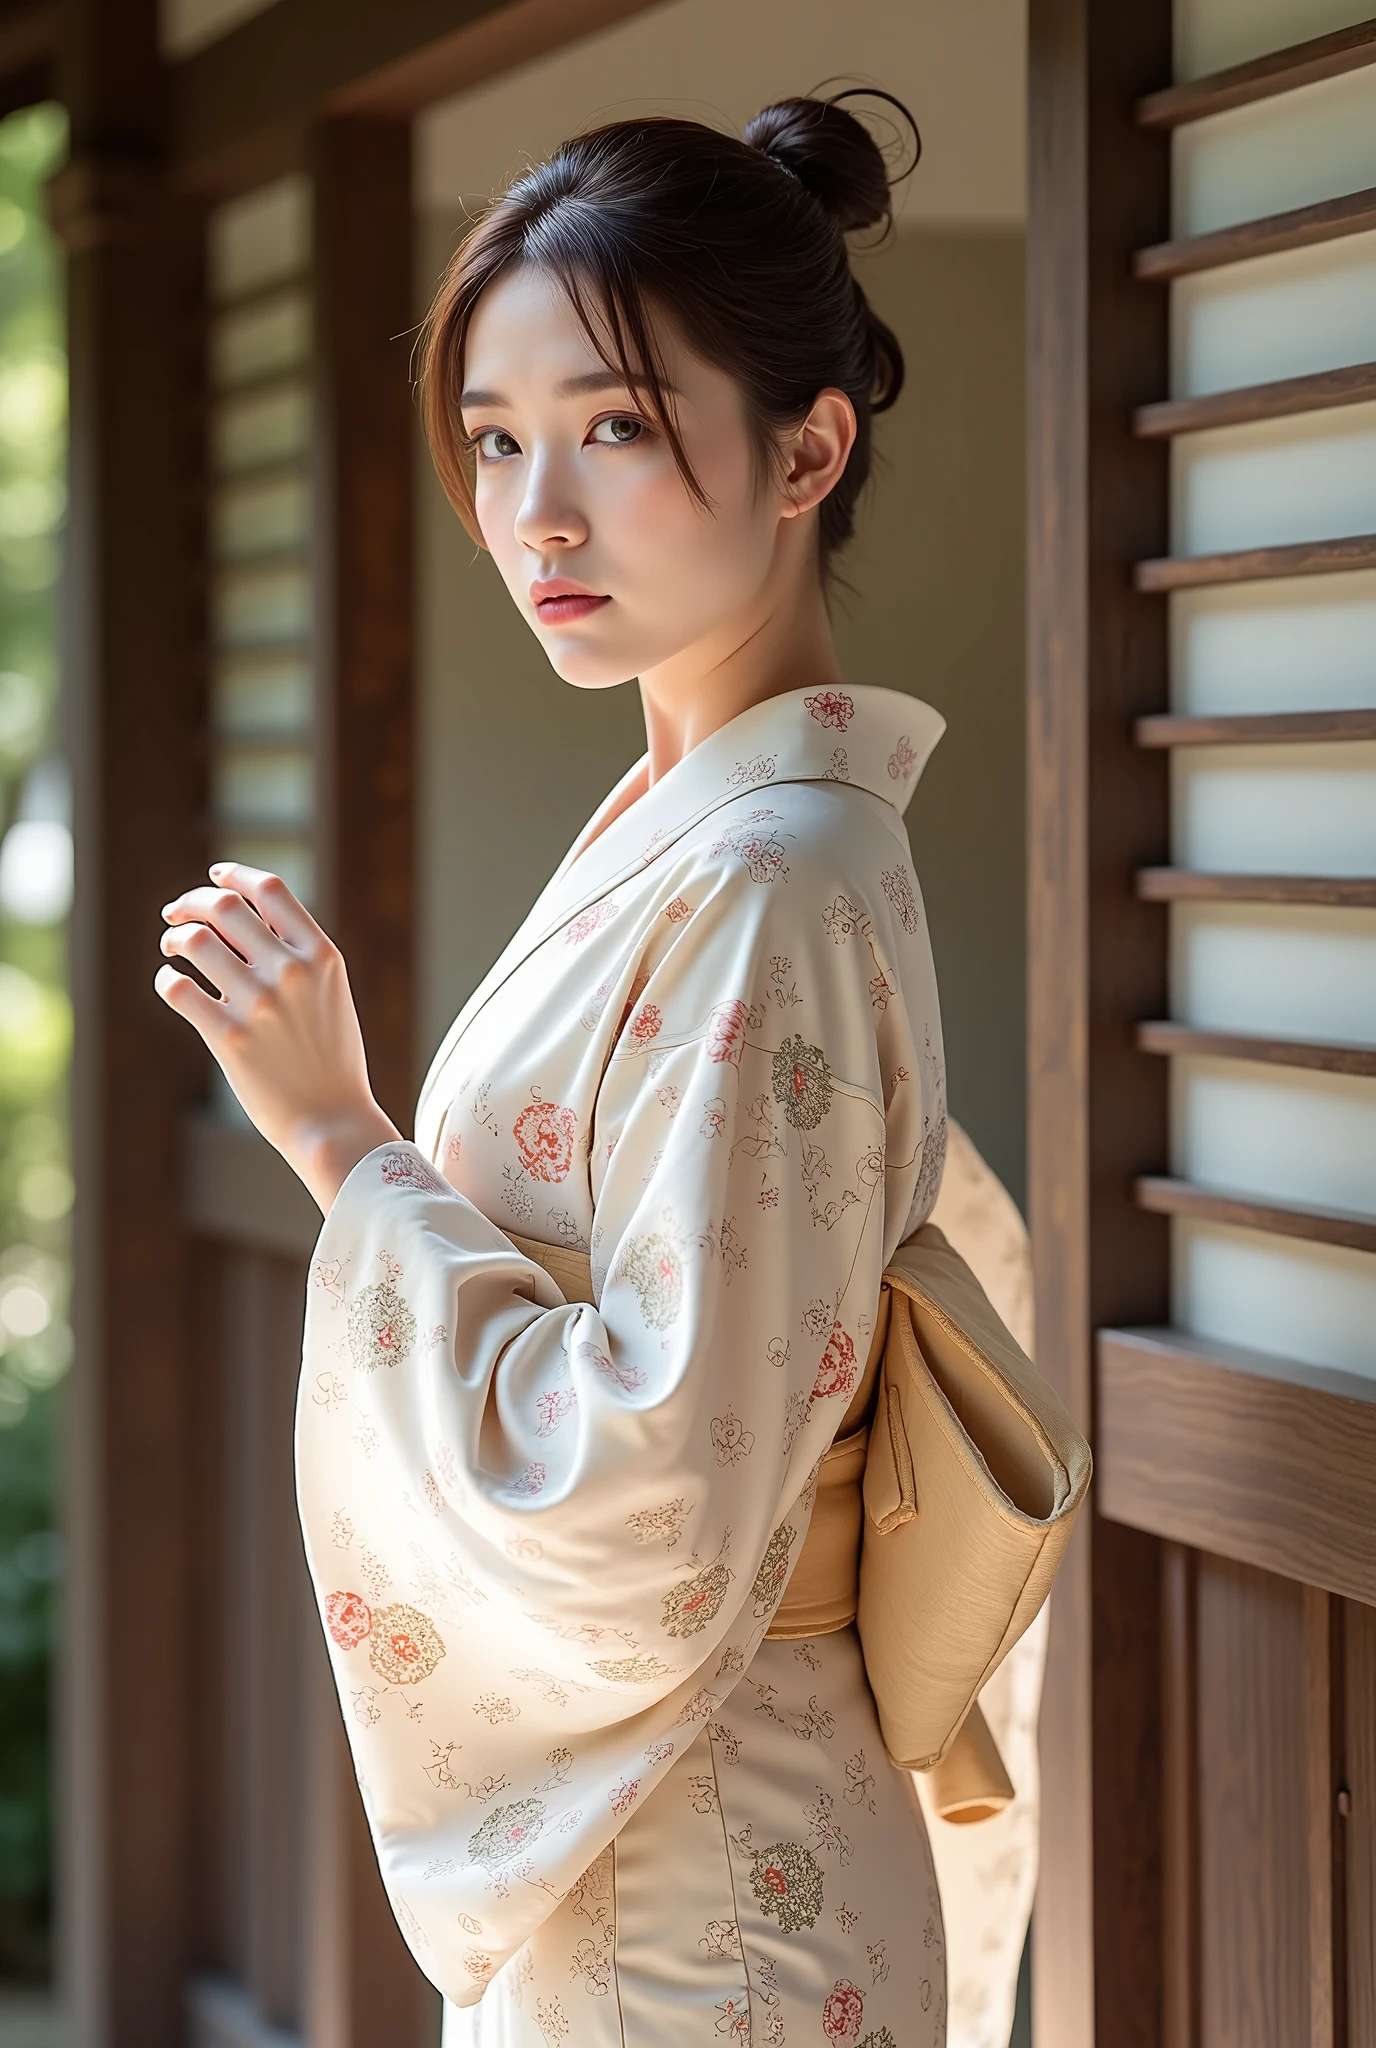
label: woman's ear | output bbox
[779,388,857,520]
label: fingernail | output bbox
[209,863,227,876]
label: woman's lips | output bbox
[534,593,610,624]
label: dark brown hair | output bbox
[418,91,919,569]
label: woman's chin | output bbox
[541,636,645,691]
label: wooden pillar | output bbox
[52,2,207,2042]
[1026,0,1173,2040]
[303,114,434,2048]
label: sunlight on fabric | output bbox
[1173,1219,1376,1379]
[1171,904,1376,1043]
[1170,571,1376,713]
[1171,743,1376,874]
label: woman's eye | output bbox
[589,415,645,446]
[474,428,521,461]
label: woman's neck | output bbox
[636,541,842,786]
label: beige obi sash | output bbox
[508,1231,1019,1824]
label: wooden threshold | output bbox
[1097,1326,1376,1605]
[1135,708,1376,746]
[1136,868,1376,907]
[1137,16,1376,129]
[1134,184,1376,282]
[1135,531,1376,591]
[1136,1019,1376,1078]
[1135,1173,1376,1254]
[1133,360,1376,438]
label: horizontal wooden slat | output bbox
[1135,1173,1376,1253]
[208,275,313,322]
[1134,184,1376,282]
[1135,708,1376,746]
[1135,532,1376,592]
[1097,1326,1376,1605]
[1137,16,1376,128]
[1134,360,1376,438]
[184,1111,321,1257]
[1136,1019,1376,1077]
[1136,867,1376,906]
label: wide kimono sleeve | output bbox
[295,839,938,2006]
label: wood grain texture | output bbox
[1097,1328,1376,1604]
[1136,868,1376,907]
[1346,1600,1376,2048]
[1137,15,1376,128]
[1305,1587,1344,2048]
[1135,707,1376,746]
[1135,1174,1376,1254]
[1134,360,1376,438]
[1135,531,1376,592]
[1027,0,1172,2038]
[1162,1543,1200,2048]
[1136,1020,1376,1077]
[1135,185,1376,282]
[1197,1558,1309,2048]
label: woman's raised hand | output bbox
[155,862,400,1213]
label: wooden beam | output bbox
[1027,0,1172,2040]
[1135,532,1376,593]
[1137,14,1376,129]
[1098,1328,1376,1606]
[1136,869,1376,908]
[1134,361,1376,439]
[1135,1175,1376,1256]
[1135,1020,1376,1079]
[1134,185,1376,282]
[1134,708,1376,746]
[168,0,661,196]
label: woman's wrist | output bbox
[287,1103,403,1214]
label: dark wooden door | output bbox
[1027,3,1376,2044]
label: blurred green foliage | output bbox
[0,100,68,1986]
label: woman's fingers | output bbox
[154,962,234,1044]
[159,919,262,1007]
[161,882,293,969]
[208,862,325,952]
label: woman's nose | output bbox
[513,457,589,553]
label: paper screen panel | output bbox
[1172,231,1376,398]
[1171,742,1376,873]
[1173,0,1373,83]
[1171,1056,1376,1212]
[1171,402,1376,557]
[1170,569,1376,714]
[1173,1219,1376,1379]
[1171,904,1376,1043]
[208,176,310,302]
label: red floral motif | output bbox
[664,897,692,923]
[380,1150,448,1194]
[608,1778,640,1813]
[813,1320,859,1400]
[367,1602,445,1684]
[513,1095,577,1183]
[707,1000,749,1066]
[628,1002,662,1045]
[804,689,855,732]
[823,1980,865,2044]
[888,733,917,782]
[565,900,616,945]
[325,1589,372,1650]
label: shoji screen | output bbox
[206,178,315,905]
[1135,3,1376,1382]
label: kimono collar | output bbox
[416,686,942,1137]
[555,684,944,903]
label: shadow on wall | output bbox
[417,219,1026,1207]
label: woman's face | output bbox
[459,264,805,688]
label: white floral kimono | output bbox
[296,684,950,2047]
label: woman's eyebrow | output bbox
[459,371,681,408]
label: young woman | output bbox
[158,95,949,2046]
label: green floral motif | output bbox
[366,1602,445,1684]
[468,1796,547,1872]
[771,1035,833,1131]
[347,1273,416,1370]
[661,1552,732,1639]
[749,1840,824,1932]
[589,1653,670,1684]
[750,1523,796,1617]
[858,2032,898,2048]
[618,1231,683,1329]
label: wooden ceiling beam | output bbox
[168,0,661,196]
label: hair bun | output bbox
[743,90,918,235]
